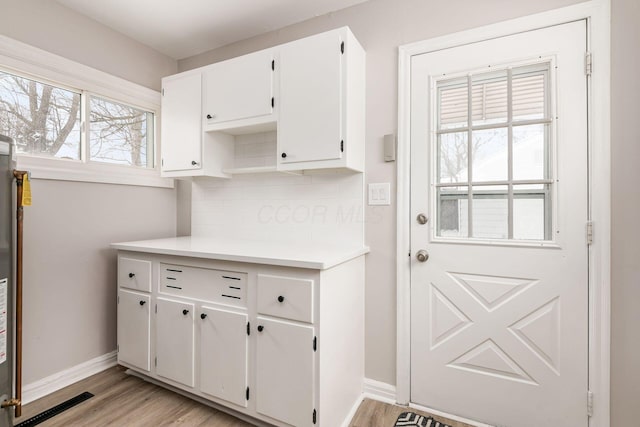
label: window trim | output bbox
[0,34,172,188]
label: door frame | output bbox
[396,1,611,426]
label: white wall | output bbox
[178,0,583,385]
[0,0,179,384]
[610,0,640,424]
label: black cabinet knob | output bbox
[281,152,287,158]
[277,295,285,303]
[191,160,198,166]
[139,300,146,306]
[182,309,189,315]
[206,114,212,119]
[128,273,135,278]
[200,313,207,320]
[257,325,264,332]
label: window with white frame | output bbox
[0,69,154,169]
[434,62,552,241]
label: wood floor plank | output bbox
[19,367,473,427]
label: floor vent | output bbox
[15,391,94,427]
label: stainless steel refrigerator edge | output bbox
[0,135,14,427]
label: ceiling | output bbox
[55,0,371,60]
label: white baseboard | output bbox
[362,378,397,404]
[341,393,365,427]
[22,351,117,405]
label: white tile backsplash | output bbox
[191,170,364,246]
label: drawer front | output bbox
[160,263,247,307]
[118,257,152,292]
[257,274,314,323]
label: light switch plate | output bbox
[368,183,391,206]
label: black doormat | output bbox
[395,412,452,427]
[15,391,94,427]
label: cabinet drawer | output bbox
[160,263,247,307]
[118,257,152,292]
[257,275,314,323]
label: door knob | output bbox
[417,213,428,224]
[416,250,429,262]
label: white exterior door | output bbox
[410,21,588,426]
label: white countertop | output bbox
[111,236,369,270]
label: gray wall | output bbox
[610,0,640,424]
[178,0,582,386]
[0,0,176,91]
[0,0,179,384]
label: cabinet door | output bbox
[117,290,150,371]
[203,50,274,125]
[161,72,202,172]
[156,297,195,387]
[279,31,343,166]
[200,307,248,407]
[256,317,315,427]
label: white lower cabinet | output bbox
[199,306,248,407]
[256,317,315,427]
[117,289,150,371]
[116,251,364,427]
[156,297,195,387]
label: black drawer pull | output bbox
[277,295,285,303]
[139,300,146,306]
[257,325,264,332]
[128,273,135,278]
[200,313,207,320]
[182,309,189,316]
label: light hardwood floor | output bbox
[18,366,472,427]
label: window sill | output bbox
[16,156,174,189]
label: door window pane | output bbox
[472,128,508,181]
[438,78,468,130]
[89,96,154,167]
[513,124,548,180]
[471,70,508,126]
[437,186,468,238]
[438,132,468,183]
[513,184,550,240]
[472,185,508,239]
[513,69,547,122]
[0,71,81,159]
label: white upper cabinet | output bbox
[203,49,275,129]
[160,27,365,178]
[278,27,365,172]
[278,30,343,167]
[160,72,202,173]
